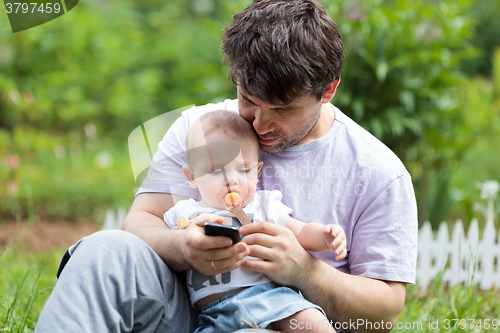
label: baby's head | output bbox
[183,110,263,209]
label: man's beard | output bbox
[259,111,321,154]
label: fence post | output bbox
[417,221,435,291]
[479,219,496,289]
[466,219,480,285]
[102,207,127,230]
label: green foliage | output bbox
[320,0,477,223]
[0,0,499,223]
[448,49,500,226]
[0,247,61,332]
[0,127,136,221]
[331,0,474,159]
[319,0,500,226]
[400,274,500,332]
[419,48,500,227]
[0,0,239,139]
[424,173,457,228]
[461,0,500,77]
[0,0,252,221]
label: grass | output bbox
[399,276,500,332]
[0,245,62,332]
[1,238,499,333]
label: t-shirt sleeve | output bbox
[348,174,418,284]
[163,204,182,229]
[163,200,198,229]
[258,190,293,226]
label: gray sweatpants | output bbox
[35,230,198,333]
[35,230,338,333]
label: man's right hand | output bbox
[183,213,249,276]
[122,193,248,274]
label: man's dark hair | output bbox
[222,0,344,105]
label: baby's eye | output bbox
[211,169,222,175]
[239,168,251,173]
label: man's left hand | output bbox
[239,221,314,287]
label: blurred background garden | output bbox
[1,0,500,331]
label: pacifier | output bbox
[216,187,247,211]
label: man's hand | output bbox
[122,193,248,273]
[239,221,406,333]
[323,224,347,261]
[182,213,250,276]
[239,222,313,287]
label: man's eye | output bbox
[243,97,257,106]
[277,108,295,114]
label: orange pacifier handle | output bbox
[216,187,247,211]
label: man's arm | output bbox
[302,259,406,333]
[122,192,190,271]
[240,222,405,333]
[122,192,249,274]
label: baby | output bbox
[164,110,346,332]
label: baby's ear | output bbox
[256,161,264,174]
[182,166,198,189]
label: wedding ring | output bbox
[211,260,216,270]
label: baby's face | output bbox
[186,130,262,210]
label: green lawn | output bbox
[0,245,63,332]
[399,277,500,332]
[1,242,499,332]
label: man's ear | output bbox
[182,166,198,189]
[321,78,341,104]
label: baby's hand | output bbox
[323,224,347,261]
[191,213,225,227]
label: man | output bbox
[36,1,417,332]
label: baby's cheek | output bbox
[243,190,257,207]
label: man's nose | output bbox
[252,108,274,135]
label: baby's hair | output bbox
[185,110,258,168]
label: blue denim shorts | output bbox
[196,282,325,332]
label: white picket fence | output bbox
[102,207,127,230]
[417,218,500,290]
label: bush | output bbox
[321,0,477,223]
[448,49,500,226]
[0,0,237,140]
[0,0,496,223]
[0,127,135,222]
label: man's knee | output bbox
[78,229,145,249]
[71,230,152,260]
[58,229,163,280]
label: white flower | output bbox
[476,180,499,200]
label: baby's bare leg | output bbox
[272,308,336,333]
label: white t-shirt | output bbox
[163,190,292,306]
[139,99,418,284]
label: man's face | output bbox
[237,86,323,154]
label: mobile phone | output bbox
[204,222,241,244]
